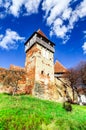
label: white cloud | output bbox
[62,8,72,20]
[0,29,25,50]
[42,0,57,14]
[9,0,24,17]
[0,14,5,19]
[67,0,86,33]
[0,0,11,10]
[0,0,86,46]
[0,0,2,5]
[77,0,86,18]
[42,0,86,43]
[82,42,86,54]
[83,30,86,38]
[47,0,71,26]
[0,0,11,18]
[42,0,72,39]
[50,21,67,39]
[0,0,42,17]
[83,31,86,34]
[42,0,58,20]
[25,0,41,15]
[4,0,11,9]
[0,34,3,39]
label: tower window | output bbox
[47,73,49,76]
[42,49,49,59]
[41,71,44,75]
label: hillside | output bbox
[0,94,86,130]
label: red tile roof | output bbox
[54,61,67,73]
[37,29,47,38]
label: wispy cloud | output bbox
[42,0,72,41]
[0,29,25,50]
[42,0,86,43]
[83,31,86,34]
[0,0,86,51]
[82,42,86,54]
[0,0,10,19]
[24,0,42,16]
[82,30,86,54]
[83,30,86,39]
[0,0,42,17]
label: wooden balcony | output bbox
[25,35,55,53]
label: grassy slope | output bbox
[0,94,86,130]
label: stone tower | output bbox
[25,29,55,98]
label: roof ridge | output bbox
[54,60,67,73]
[55,60,67,69]
[37,29,47,38]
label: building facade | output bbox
[0,29,74,102]
[25,29,55,98]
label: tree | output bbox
[0,68,7,81]
[76,61,86,86]
[3,69,26,95]
[64,68,79,102]
[65,61,86,103]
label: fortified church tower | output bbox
[25,29,55,98]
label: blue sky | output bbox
[0,0,86,69]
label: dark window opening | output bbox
[51,44,53,47]
[47,73,49,76]
[64,90,66,94]
[41,71,44,75]
[32,56,35,58]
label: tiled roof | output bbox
[37,29,47,38]
[54,60,67,73]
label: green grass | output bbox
[0,94,86,130]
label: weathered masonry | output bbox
[25,29,55,98]
[0,29,74,102]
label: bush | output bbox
[63,101,72,112]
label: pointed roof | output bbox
[37,29,47,39]
[24,29,55,46]
[54,60,67,73]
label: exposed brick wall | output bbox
[10,65,25,71]
[0,42,74,102]
[24,42,74,102]
[25,44,39,94]
[0,66,74,102]
[0,67,27,94]
[25,43,55,98]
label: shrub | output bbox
[63,101,72,112]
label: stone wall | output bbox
[35,44,54,83]
[0,67,27,94]
[30,77,73,102]
[54,77,73,102]
[0,66,73,102]
[25,43,55,96]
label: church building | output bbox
[0,29,73,102]
[24,29,72,101]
